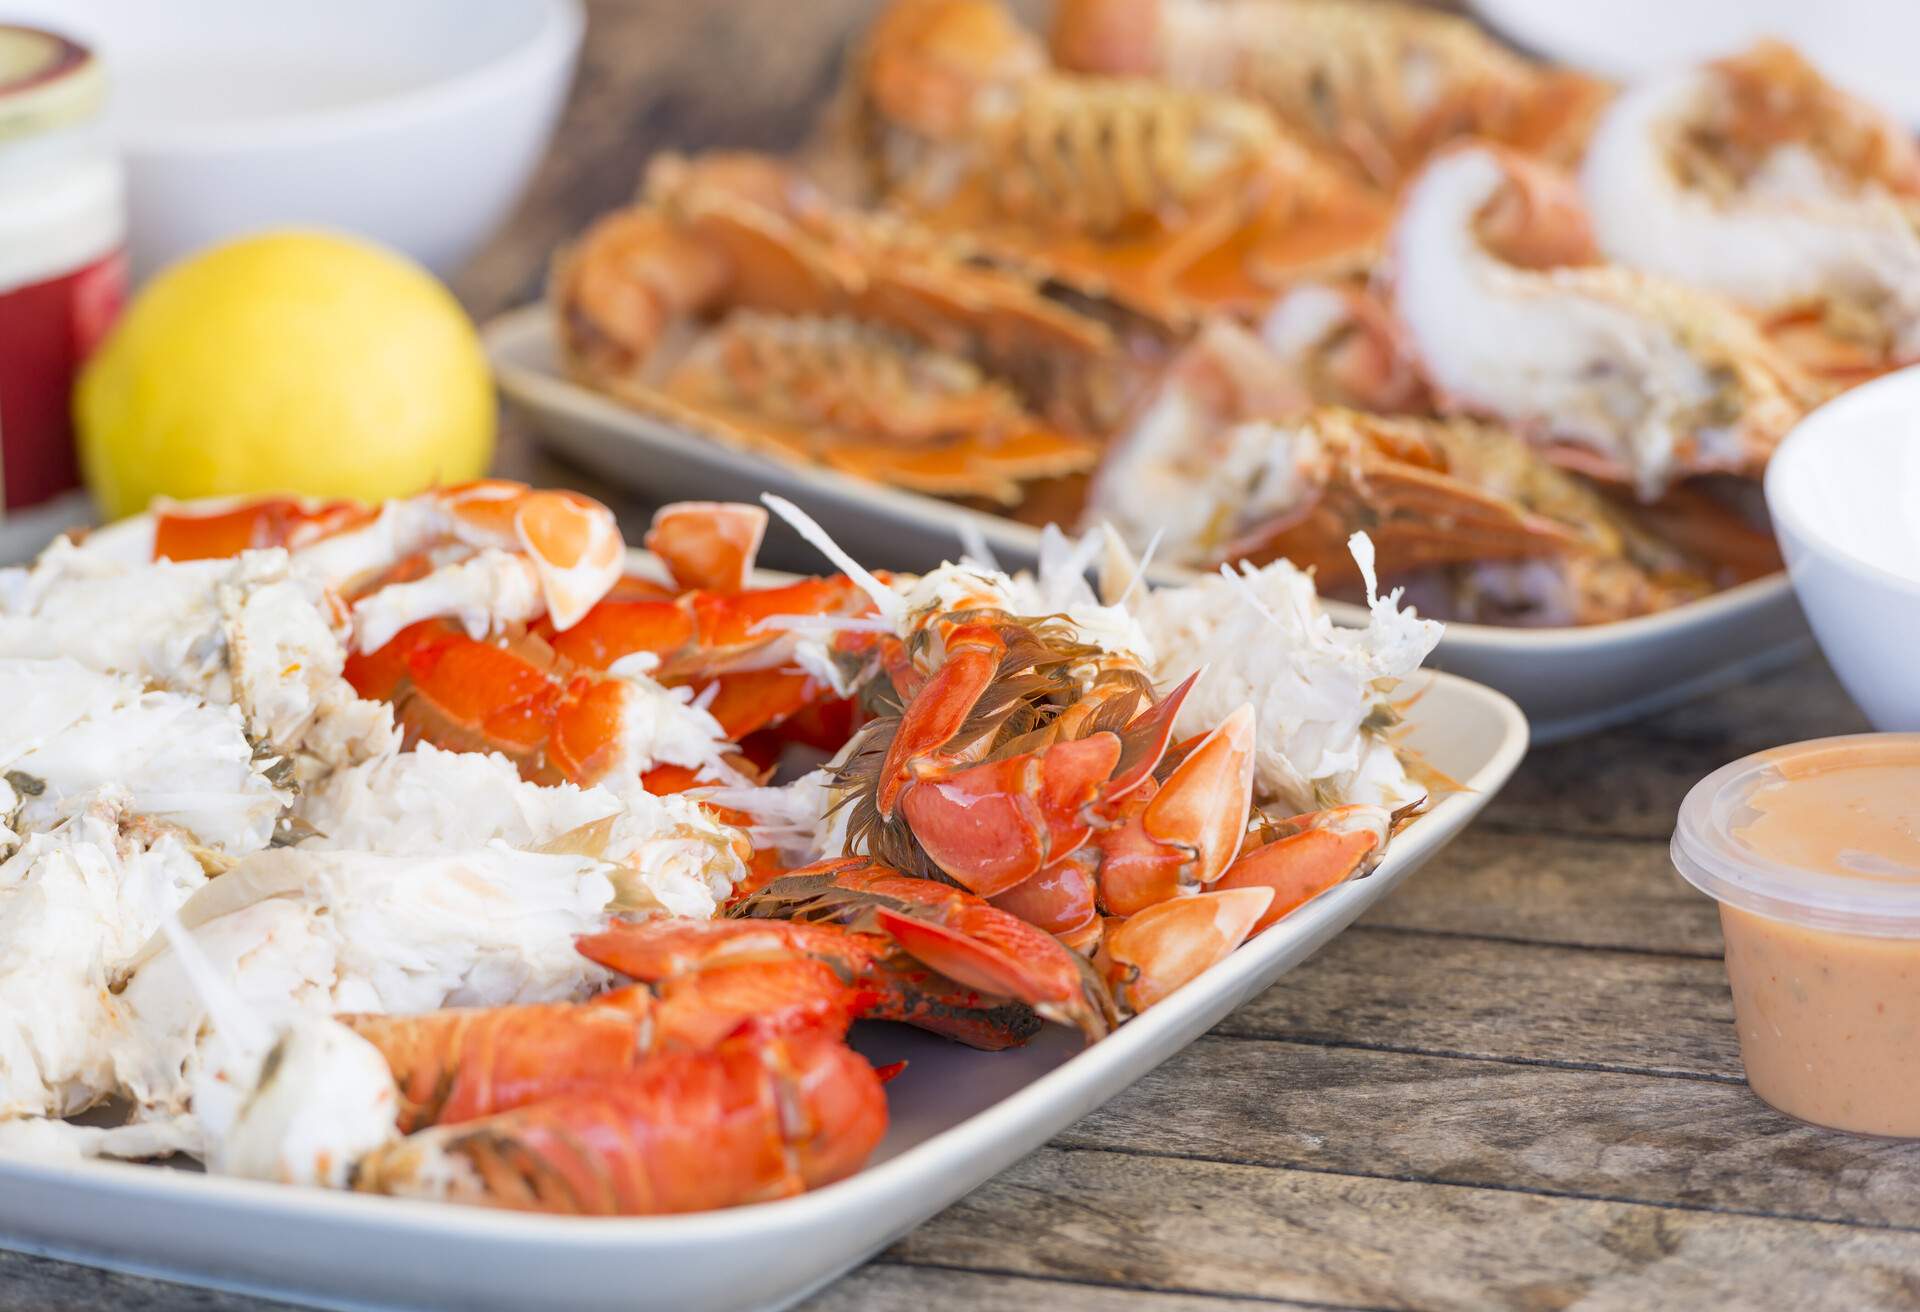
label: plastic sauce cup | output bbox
[1672,734,1920,1137]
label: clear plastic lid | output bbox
[1672,734,1920,937]
[0,27,103,144]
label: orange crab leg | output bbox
[1096,703,1256,915]
[736,860,1117,1042]
[343,988,657,1133]
[396,627,564,763]
[578,908,1043,1050]
[578,909,892,984]
[1211,803,1392,934]
[1098,886,1273,1014]
[352,1031,887,1215]
[152,496,371,562]
[543,576,869,679]
[897,730,1118,896]
[644,501,769,592]
[990,859,1098,942]
[872,620,1008,818]
[893,674,1212,901]
[699,668,831,741]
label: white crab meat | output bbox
[597,658,749,788]
[0,806,208,1119]
[1086,319,1315,567]
[1130,532,1439,813]
[0,540,397,783]
[1393,144,1775,499]
[297,743,615,853]
[298,744,749,919]
[348,547,547,654]
[289,488,621,634]
[213,1016,401,1188]
[1582,65,1920,357]
[706,765,856,870]
[893,526,1157,678]
[0,658,286,856]
[115,844,619,1121]
[0,1117,198,1164]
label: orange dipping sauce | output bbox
[1673,735,1920,1137]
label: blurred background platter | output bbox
[1472,0,1920,121]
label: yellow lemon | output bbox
[76,230,495,520]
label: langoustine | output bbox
[1049,0,1609,189]
[1581,40,1920,377]
[1081,319,1772,625]
[1389,140,1819,500]
[825,0,1389,321]
[552,151,1127,505]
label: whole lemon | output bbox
[76,230,495,520]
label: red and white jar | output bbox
[0,26,126,558]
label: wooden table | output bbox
[12,4,1919,1308]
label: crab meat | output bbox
[0,541,398,785]
[297,744,750,919]
[114,845,621,1124]
[0,657,287,857]
[1581,42,1920,365]
[1123,533,1439,813]
[0,805,208,1119]
[1049,0,1609,188]
[1391,142,1814,499]
[214,1016,402,1188]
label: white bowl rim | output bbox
[1764,363,1920,603]
[110,0,584,155]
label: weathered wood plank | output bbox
[1357,829,1722,956]
[800,1263,1339,1311]
[455,0,883,320]
[888,1148,1920,1311]
[1060,1036,1920,1229]
[1223,928,1737,1078]
[1479,657,1865,841]
[0,1250,303,1312]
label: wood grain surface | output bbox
[7,3,1905,1309]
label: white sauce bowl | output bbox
[4,0,583,279]
[1764,366,1920,730]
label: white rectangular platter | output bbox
[487,303,1812,743]
[0,670,1525,1312]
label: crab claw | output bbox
[509,489,626,631]
[645,501,768,593]
[1099,887,1273,1015]
[1098,703,1256,916]
[898,731,1117,896]
[736,860,1117,1043]
[875,622,1006,819]
[990,858,1098,943]
[576,911,887,982]
[898,680,1206,899]
[1211,804,1392,934]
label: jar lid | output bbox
[1672,734,1920,937]
[0,26,104,144]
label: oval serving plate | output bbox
[0,668,1525,1312]
[486,303,1810,742]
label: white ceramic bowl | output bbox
[1765,366,1920,730]
[4,0,582,279]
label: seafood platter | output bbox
[0,482,1523,1308]
[495,0,1920,736]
